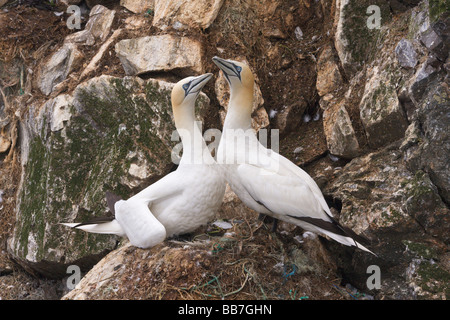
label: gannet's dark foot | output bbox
[271,218,279,233]
[169,233,194,242]
[258,213,279,233]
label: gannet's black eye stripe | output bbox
[231,63,242,81]
[220,62,235,74]
[183,78,206,97]
[220,62,242,82]
[182,82,192,97]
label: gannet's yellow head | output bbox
[171,73,213,108]
[212,56,254,94]
[171,73,212,129]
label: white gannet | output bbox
[62,73,226,248]
[212,56,374,254]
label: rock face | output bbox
[334,0,391,76]
[8,75,211,278]
[395,39,418,69]
[316,44,343,97]
[115,35,203,76]
[65,4,116,46]
[325,145,450,299]
[152,0,224,30]
[62,242,215,300]
[323,100,359,158]
[120,0,154,14]
[1,0,449,300]
[403,77,450,204]
[37,43,83,96]
[359,62,409,149]
[38,4,117,96]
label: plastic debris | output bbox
[212,220,233,230]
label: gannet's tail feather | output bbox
[288,214,376,256]
[60,219,125,237]
[60,191,126,237]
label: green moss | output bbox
[429,0,449,23]
[380,205,404,225]
[406,170,437,199]
[402,240,439,259]
[17,137,47,258]
[417,262,450,298]
[341,0,392,70]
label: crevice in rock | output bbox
[329,40,349,85]
[324,194,343,213]
[137,70,184,83]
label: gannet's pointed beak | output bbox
[183,73,213,97]
[212,56,242,82]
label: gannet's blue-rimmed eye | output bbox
[235,66,242,72]
[182,83,189,91]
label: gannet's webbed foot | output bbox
[258,213,279,233]
[169,233,194,242]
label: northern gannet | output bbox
[62,73,226,248]
[212,56,374,254]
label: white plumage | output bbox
[212,56,374,254]
[62,73,226,249]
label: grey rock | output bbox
[334,0,391,76]
[359,63,408,149]
[409,59,439,104]
[115,35,203,76]
[420,28,441,51]
[37,43,83,96]
[395,39,417,69]
[420,16,449,61]
[64,5,115,45]
[120,0,154,14]
[324,145,449,299]
[323,100,360,159]
[316,44,343,96]
[152,0,224,30]
[85,4,115,43]
[415,81,450,203]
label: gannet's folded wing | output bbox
[236,163,326,220]
[128,171,184,205]
[236,163,375,254]
[114,198,166,249]
[268,150,334,217]
[113,171,189,248]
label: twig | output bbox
[5,120,17,163]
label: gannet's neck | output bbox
[223,87,253,131]
[174,102,213,165]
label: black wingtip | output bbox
[336,222,372,247]
[287,214,373,249]
[73,216,115,228]
[105,191,122,216]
